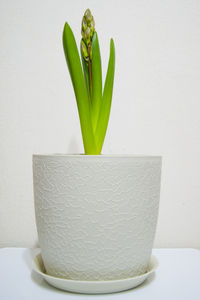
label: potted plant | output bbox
[33,9,161,294]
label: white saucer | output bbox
[32,252,158,294]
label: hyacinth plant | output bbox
[63,9,115,154]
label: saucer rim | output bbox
[32,252,159,284]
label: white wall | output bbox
[0,0,200,248]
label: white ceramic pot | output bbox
[33,154,161,281]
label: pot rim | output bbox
[32,153,162,159]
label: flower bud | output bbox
[82,17,87,31]
[81,39,89,61]
[84,9,93,24]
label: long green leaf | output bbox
[95,38,115,153]
[91,32,102,131]
[63,22,97,154]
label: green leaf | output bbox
[91,32,102,131]
[95,38,115,153]
[63,22,97,154]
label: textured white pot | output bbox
[33,154,161,281]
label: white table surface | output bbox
[0,248,200,299]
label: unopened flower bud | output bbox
[84,27,91,45]
[84,9,93,24]
[81,39,89,61]
[82,17,87,31]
